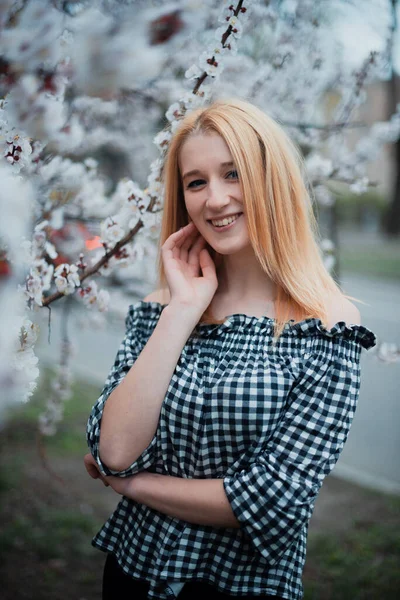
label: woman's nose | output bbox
[206,181,230,210]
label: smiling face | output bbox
[179,132,250,255]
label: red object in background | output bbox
[85,236,102,251]
[0,258,11,277]
[149,10,184,45]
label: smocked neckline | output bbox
[133,300,377,350]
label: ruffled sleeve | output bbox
[86,302,163,477]
[223,323,376,565]
[288,319,377,351]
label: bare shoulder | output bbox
[143,288,171,305]
[325,295,361,329]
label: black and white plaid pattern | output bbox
[87,301,376,600]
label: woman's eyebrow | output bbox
[182,162,234,181]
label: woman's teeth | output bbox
[211,213,242,227]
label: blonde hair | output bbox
[157,97,358,341]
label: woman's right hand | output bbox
[161,222,218,316]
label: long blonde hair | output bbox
[157,97,357,340]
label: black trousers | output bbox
[102,553,284,600]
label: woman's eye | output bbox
[187,179,205,189]
[186,171,238,188]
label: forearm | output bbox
[100,304,198,471]
[130,473,240,528]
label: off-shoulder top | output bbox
[87,301,377,600]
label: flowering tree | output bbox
[1,0,399,434]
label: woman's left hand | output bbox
[83,453,145,498]
[84,453,109,486]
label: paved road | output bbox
[35,271,400,495]
[333,272,400,494]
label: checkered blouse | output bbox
[87,301,376,600]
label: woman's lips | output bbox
[208,213,243,232]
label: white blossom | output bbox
[305,154,333,180]
[89,248,111,276]
[350,177,369,195]
[377,342,400,363]
[2,316,41,413]
[97,288,110,312]
[24,275,43,306]
[227,16,243,39]
[20,318,39,350]
[166,102,184,122]
[215,26,228,41]
[11,346,40,399]
[77,279,110,312]
[198,51,224,77]
[218,4,234,25]
[185,64,202,80]
[320,238,335,252]
[45,241,58,259]
[0,114,33,173]
[31,258,54,292]
[140,211,163,240]
[206,41,228,60]
[154,129,172,150]
[313,185,335,207]
[100,216,126,245]
[54,263,80,295]
[180,90,208,111]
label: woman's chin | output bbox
[210,241,249,256]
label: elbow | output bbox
[98,437,140,473]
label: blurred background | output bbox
[0,1,399,599]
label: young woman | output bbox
[85,98,376,600]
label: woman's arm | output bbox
[131,473,240,528]
[84,454,240,528]
[99,302,198,472]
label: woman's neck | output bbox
[215,253,276,302]
[211,254,277,320]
